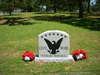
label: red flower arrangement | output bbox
[22,51,35,62]
[72,49,88,61]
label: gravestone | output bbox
[35,30,74,62]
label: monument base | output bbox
[35,55,74,62]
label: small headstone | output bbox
[35,30,74,62]
[39,30,70,57]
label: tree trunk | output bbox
[79,0,84,18]
[54,7,57,13]
[9,11,12,16]
[87,0,90,13]
[53,0,57,13]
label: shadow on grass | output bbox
[0,17,36,26]
[32,15,100,31]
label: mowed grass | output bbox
[0,12,100,75]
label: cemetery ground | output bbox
[0,12,100,75]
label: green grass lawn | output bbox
[0,12,100,75]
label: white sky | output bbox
[90,0,96,5]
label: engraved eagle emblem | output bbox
[44,38,63,54]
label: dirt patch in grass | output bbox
[0,19,7,24]
[64,66,71,70]
[1,51,21,57]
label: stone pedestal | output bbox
[35,55,74,62]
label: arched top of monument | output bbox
[39,30,69,37]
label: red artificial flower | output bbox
[79,50,88,59]
[82,56,87,59]
[72,49,88,61]
[22,51,35,61]
[72,50,80,56]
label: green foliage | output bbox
[0,0,14,15]
[0,0,39,15]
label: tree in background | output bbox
[0,0,15,15]
[21,0,37,12]
[0,0,99,17]
[0,0,39,15]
